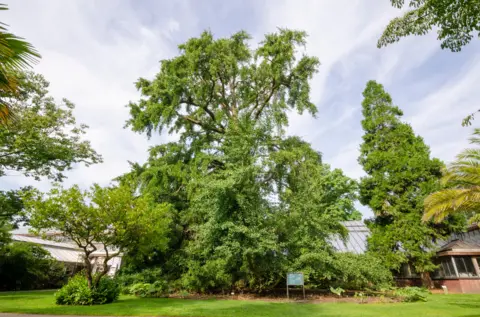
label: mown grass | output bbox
[1,290,480,317]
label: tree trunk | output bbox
[83,256,93,289]
[420,271,433,289]
[92,256,110,288]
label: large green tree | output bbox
[358,80,462,286]
[124,29,360,291]
[379,0,480,52]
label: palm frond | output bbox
[0,3,41,126]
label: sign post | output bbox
[286,272,305,299]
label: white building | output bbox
[11,234,122,276]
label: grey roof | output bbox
[329,221,370,254]
[436,226,480,252]
[12,234,83,263]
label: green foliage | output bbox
[0,241,66,290]
[329,286,345,297]
[0,4,41,124]
[23,184,171,289]
[327,253,393,291]
[424,128,480,224]
[0,72,101,181]
[358,80,462,277]
[55,274,119,306]
[379,0,480,52]
[127,281,169,298]
[393,287,429,302]
[121,29,360,292]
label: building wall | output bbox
[397,278,480,293]
[433,279,480,294]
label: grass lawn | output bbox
[1,291,480,317]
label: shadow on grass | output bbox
[0,296,48,300]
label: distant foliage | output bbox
[0,241,66,290]
[55,274,119,305]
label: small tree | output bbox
[23,184,171,289]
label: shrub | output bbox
[116,267,163,293]
[127,280,169,298]
[327,253,393,291]
[55,274,119,305]
[393,287,429,302]
[0,242,66,290]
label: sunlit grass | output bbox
[1,290,480,317]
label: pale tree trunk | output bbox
[83,252,94,289]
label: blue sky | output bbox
[3,0,480,218]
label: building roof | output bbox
[12,234,83,263]
[11,234,118,263]
[330,221,370,254]
[438,239,480,252]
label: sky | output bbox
[2,0,480,218]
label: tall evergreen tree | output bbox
[358,80,461,286]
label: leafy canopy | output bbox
[123,29,362,291]
[23,184,172,289]
[379,0,480,52]
[0,72,102,181]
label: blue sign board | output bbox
[287,273,304,286]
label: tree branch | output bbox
[254,79,277,120]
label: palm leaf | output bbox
[0,3,41,125]
[424,130,480,224]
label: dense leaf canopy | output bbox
[24,184,171,289]
[358,80,463,280]
[123,29,362,291]
[0,72,102,181]
[379,0,480,52]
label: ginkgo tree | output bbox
[122,29,364,291]
[23,184,172,289]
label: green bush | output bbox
[116,267,166,294]
[0,242,66,290]
[127,280,169,298]
[328,253,393,291]
[55,274,119,305]
[393,287,429,302]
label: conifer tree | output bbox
[358,80,460,285]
